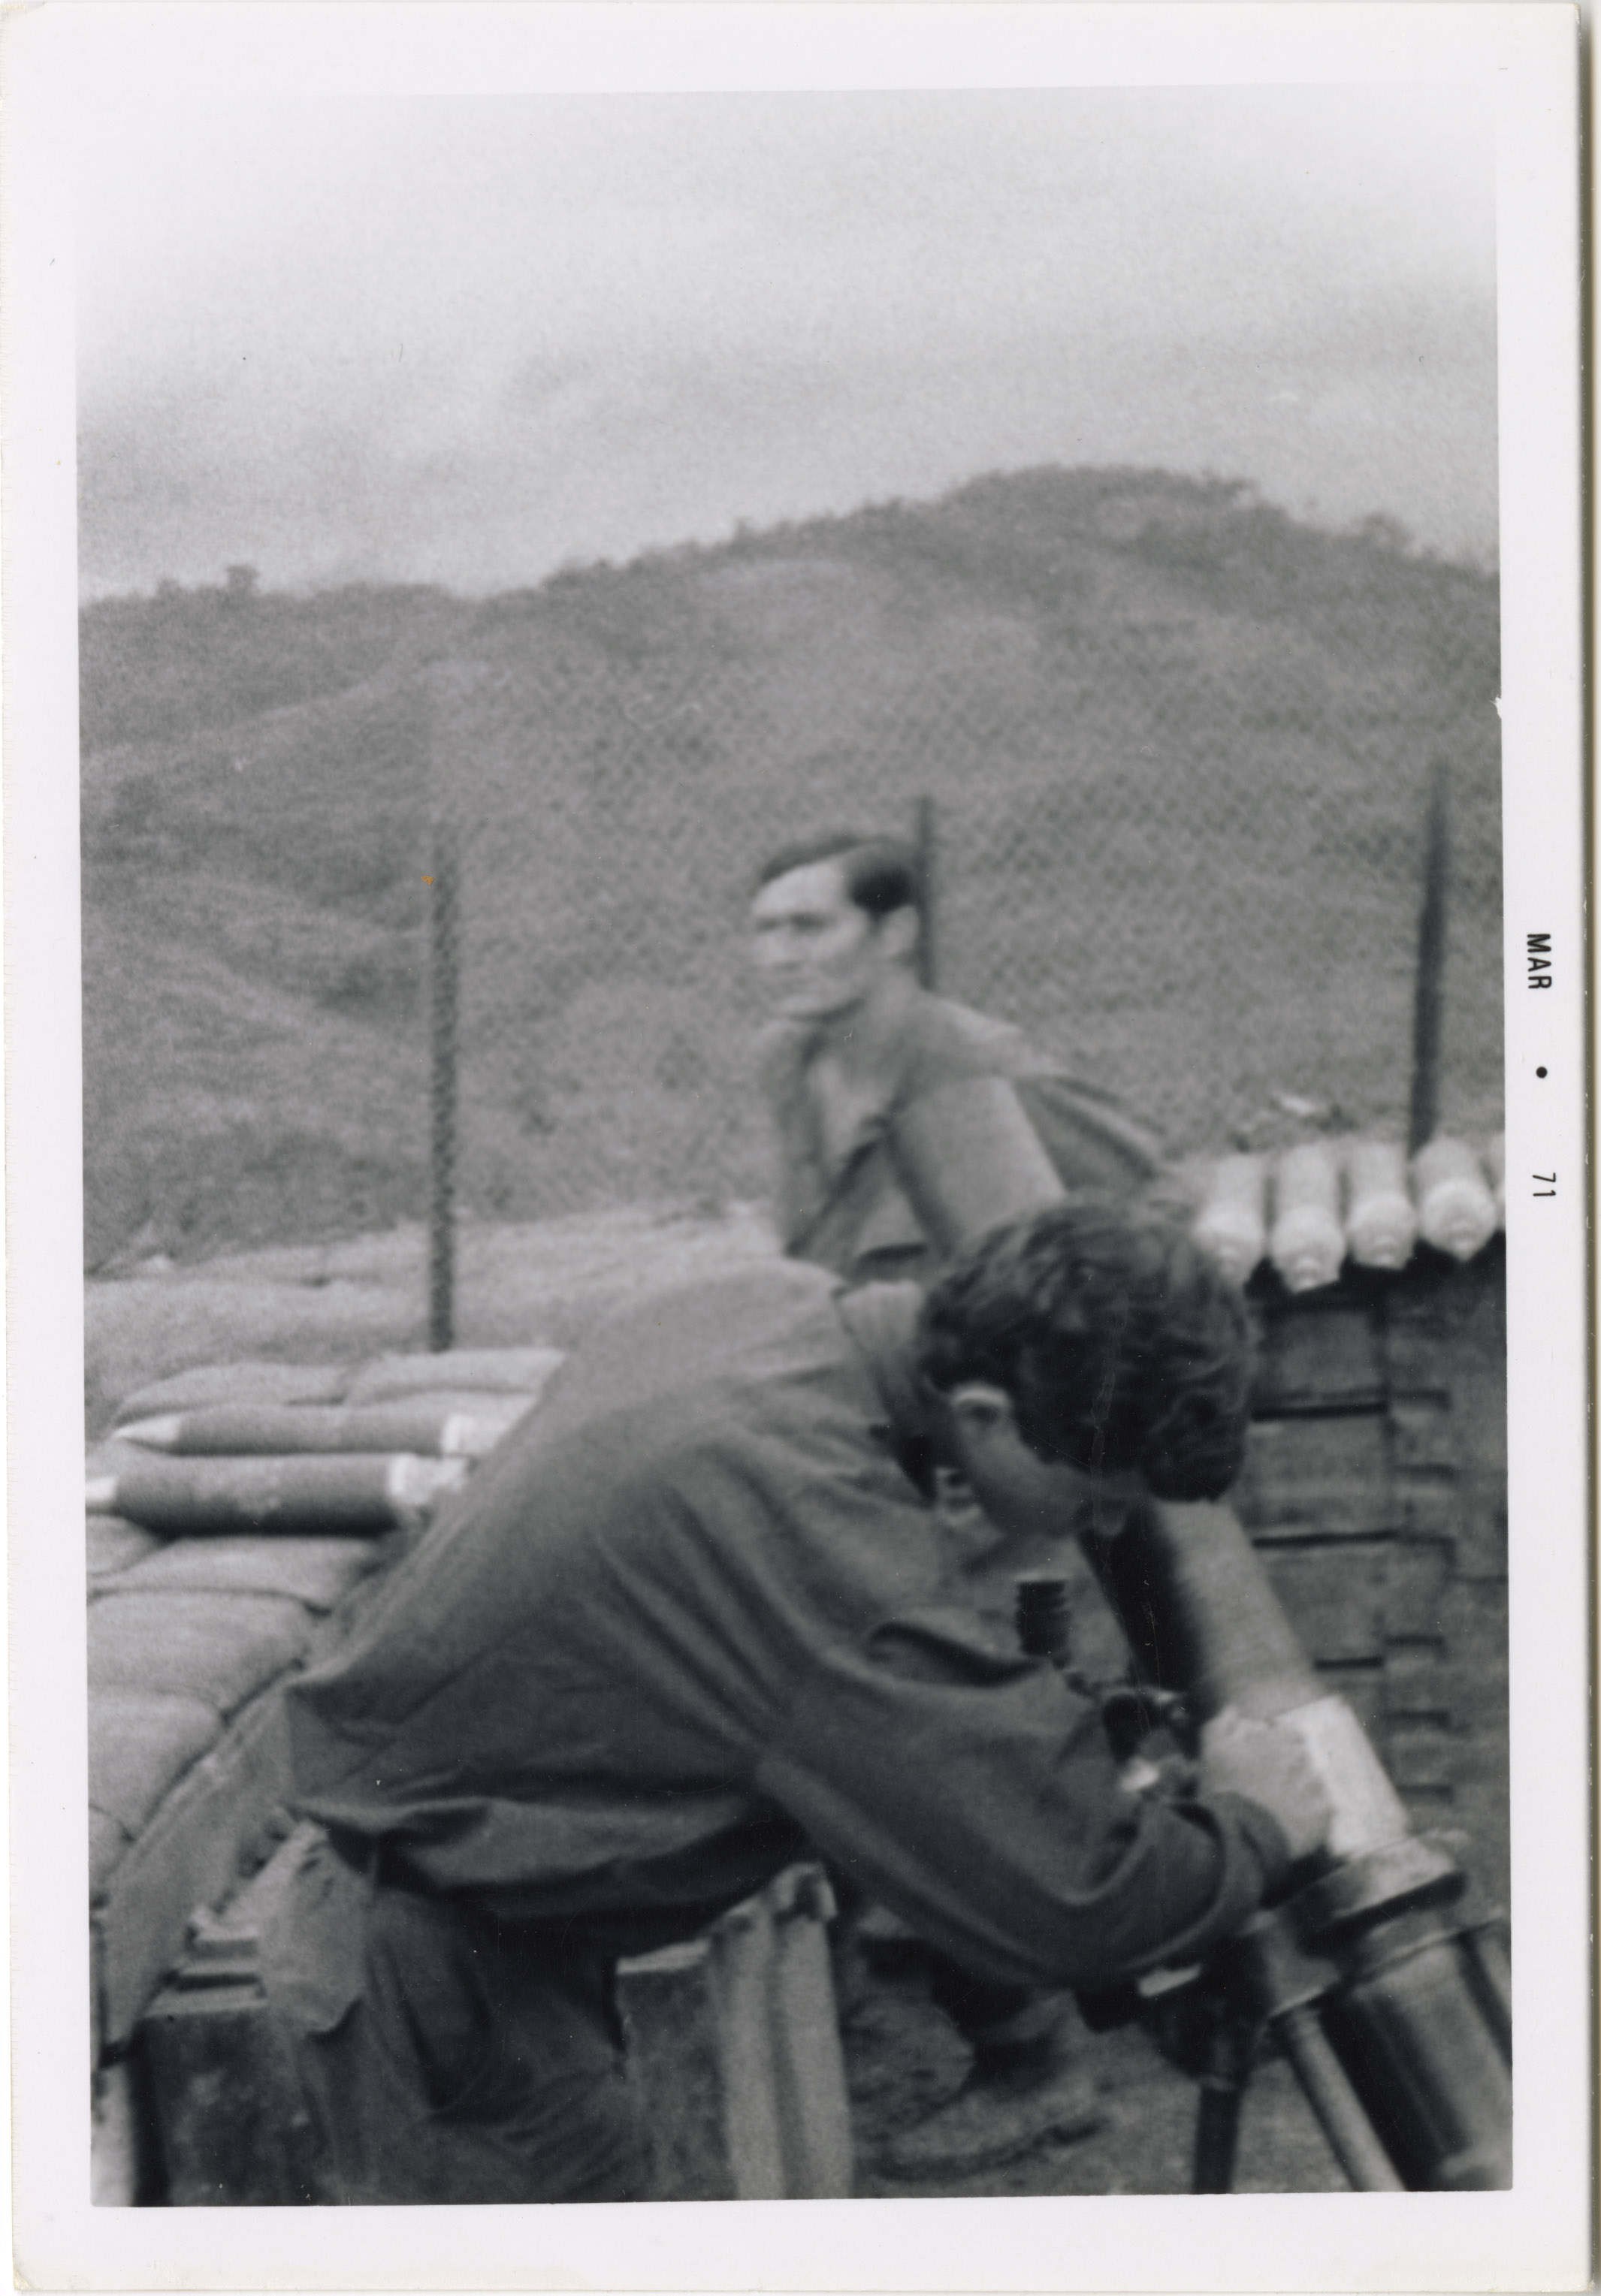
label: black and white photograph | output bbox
[5,5,1588,2289]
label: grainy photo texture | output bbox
[77,78,1517,2214]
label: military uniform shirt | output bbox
[285,1260,1284,1992]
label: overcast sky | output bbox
[74,81,1498,597]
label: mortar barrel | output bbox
[1083,1497,1323,1722]
[1083,1497,1511,2186]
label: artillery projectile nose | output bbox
[1269,1142,1345,1293]
[116,1415,185,1451]
[1344,1139,1418,1271]
[1193,1154,1269,1286]
[1412,1136,1498,1262]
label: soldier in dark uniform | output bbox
[263,1202,1324,2203]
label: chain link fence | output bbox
[417,489,1501,1335]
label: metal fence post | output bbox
[1406,755,1451,1155]
[912,794,938,991]
[428,819,461,1350]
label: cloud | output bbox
[74,85,1497,594]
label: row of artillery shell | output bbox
[89,1353,569,1537]
[86,1350,569,2002]
[1192,1134,1506,1294]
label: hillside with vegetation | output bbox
[81,467,1502,1272]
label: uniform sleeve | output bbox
[754,1606,1285,1990]
[888,1002,1165,1237]
[1013,1073,1166,1196]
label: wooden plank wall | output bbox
[1237,1243,1509,1911]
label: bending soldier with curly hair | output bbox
[262,1201,1321,2204]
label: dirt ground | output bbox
[842,1976,1346,2198]
[87,1203,1509,2199]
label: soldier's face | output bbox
[942,1383,1142,1571]
[750,860,889,1022]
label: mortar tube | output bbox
[1082,1498,1412,1860]
[1082,1497,1512,2189]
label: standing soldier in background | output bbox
[751,829,1166,1286]
[749,828,1174,2177]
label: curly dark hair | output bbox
[915,1199,1254,1501]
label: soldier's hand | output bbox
[1198,1707,1332,1863]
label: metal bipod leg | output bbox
[1270,2001,1404,2192]
[1201,1905,1408,2194]
[1191,1994,1258,2194]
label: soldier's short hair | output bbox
[754,831,923,923]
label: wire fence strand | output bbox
[420,501,1502,1328]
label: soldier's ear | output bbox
[878,905,920,967]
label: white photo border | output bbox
[4,5,1587,2289]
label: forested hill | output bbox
[81,468,1500,1272]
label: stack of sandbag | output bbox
[1191,1133,1504,1294]
[87,1344,566,2068]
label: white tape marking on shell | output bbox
[385,1454,471,1510]
[1277,1694,1411,1860]
[438,1414,473,1458]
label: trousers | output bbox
[263,1839,654,2205]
